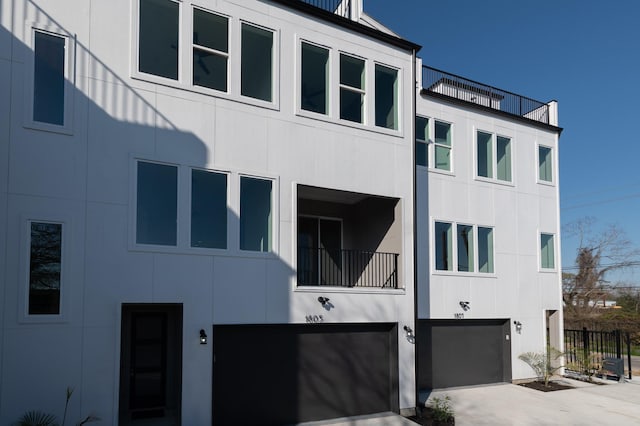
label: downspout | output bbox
[411,48,419,414]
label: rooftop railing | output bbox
[422,66,550,125]
[297,0,351,19]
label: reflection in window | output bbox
[301,42,329,114]
[435,222,452,271]
[340,54,365,123]
[539,146,553,182]
[416,116,428,167]
[496,136,511,181]
[240,177,272,252]
[136,161,178,246]
[29,222,62,315]
[139,0,179,80]
[191,170,227,249]
[434,121,451,171]
[541,233,555,269]
[33,31,65,126]
[375,64,398,129]
[478,227,494,273]
[477,131,492,178]
[457,224,474,272]
[193,9,228,91]
[241,23,273,101]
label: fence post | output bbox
[627,332,633,380]
[582,327,589,370]
[615,329,622,359]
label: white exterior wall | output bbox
[0,0,416,424]
[416,95,563,381]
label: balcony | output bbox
[422,66,552,126]
[297,0,352,19]
[297,185,401,289]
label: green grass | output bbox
[631,345,640,356]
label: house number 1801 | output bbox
[306,315,324,323]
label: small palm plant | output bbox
[13,387,99,426]
[519,346,564,387]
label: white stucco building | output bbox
[0,0,562,424]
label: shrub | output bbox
[518,346,564,387]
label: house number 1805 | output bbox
[306,315,324,323]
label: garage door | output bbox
[213,323,398,425]
[417,319,511,389]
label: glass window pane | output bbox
[139,0,179,80]
[478,227,494,273]
[435,222,452,271]
[496,136,511,181]
[193,9,228,52]
[241,24,273,102]
[33,31,65,125]
[240,177,272,252]
[435,121,451,146]
[340,88,363,123]
[29,222,62,315]
[541,233,555,269]
[477,131,492,178]
[416,116,428,142]
[301,42,329,114]
[191,170,227,249]
[539,146,552,182]
[375,64,398,129]
[416,142,427,167]
[435,145,450,171]
[136,162,178,245]
[340,54,364,89]
[193,49,227,91]
[457,225,474,272]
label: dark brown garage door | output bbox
[212,323,398,425]
[417,319,511,389]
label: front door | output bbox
[119,304,182,425]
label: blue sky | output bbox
[365,0,640,283]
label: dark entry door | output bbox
[120,304,182,424]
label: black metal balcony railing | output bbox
[298,247,398,288]
[422,66,550,125]
[298,0,351,19]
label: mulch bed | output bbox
[405,407,455,425]
[518,380,574,392]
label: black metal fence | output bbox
[422,66,551,125]
[298,0,351,18]
[298,247,398,288]
[564,328,632,380]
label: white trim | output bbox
[539,231,557,272]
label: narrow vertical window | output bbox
[435,222,452,271]
[496,136,511,181]
[191,170,227,249]
[539,146,553,182]
[241,23,273,102]
[139,0,179,80]
[477,131,492,178]
[29,222,62,315]
[193,9,228,91]
[478,227,494,273]
[416,116,428,167]
[375,64,398,129]
[136,161,178,246]
[339,54,365,123]
[540,233,555,269]
[434,121,451,171]
[457,225,474,272]
[240,177,273,252]
[301,42,329,114]
[33,31,66,126]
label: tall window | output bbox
[457,224,474,272]
[241,23,273,102]
[340,54,365,124]
[540,233,555,269]
[192,9,228,91]
[136,161,178,246]
[139,0,179,80]
[478,227,494,273]
[435,222,494,273]
[477,131,511,181]
[435,222,452,271]
[28,222,63,315]
[191,170,227,249]
[539,145,553,182]
[415,116,428,167]
[375,64,398,130]
[33,31,66,126]
[434,120,451,171]
[301,42,329,114]
[240,177,273,252]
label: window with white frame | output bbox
[477,131,512,182]
[240,176,273,252]
[340,53,365,124]
[32,30,67,126]
[540,233,555,269]
[375,64,398,130]
[301,41,329,115]
[241,23,274,102]
[136,161,178,246]
[192,8,229,92]
[191,169,227,249]
[138,0,179,80]
[416,116,428,167]
[28,221,64,315]
[434,120,452,171]
[539,145,553,183]
[434,221,494,273]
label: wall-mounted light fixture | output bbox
[459,301,470,311]
[514,321,523,334]
[403,325,413,335]
[199,329,208,344]
[318,296,330,306]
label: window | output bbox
[434,221,494,273]
[191,170,227,249]
[32,30,66,126]
[434,120,451,171]
[240,177,272,252]
[539,145,553,182]
[139,0,179,80]
[375,64,398,129]
[540,233,555,269]
[340,54,365,123]
[416,116,428,167]
[28,222,63,315]
[193,9,228,91]
[301,42,329,114]
[477,131,511,181]
[136,161,178,246]
[241,23,273,102]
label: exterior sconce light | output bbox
[514,321,523,334]
[199,329,208,344]
[403,325,413,335]
[318,296,330,306]
[459,301,470,311]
